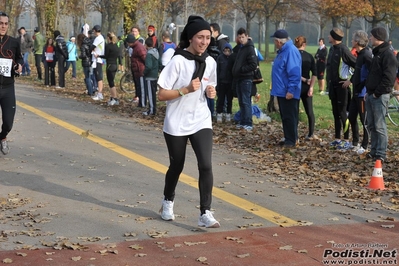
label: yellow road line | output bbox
[17,100,299,227]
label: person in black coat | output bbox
[315,38,328,94]
[54,30,68,88]
[0,12,23,155]
[77,33,94,95]
[365,27,398,162]
[231,28,258,131]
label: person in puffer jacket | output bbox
[77,33,94,95]
[54,30,68,88]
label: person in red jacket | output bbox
[126,34,147,107]
[147,25,159,49]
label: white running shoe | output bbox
[160,200,175,221]
[108,99,119,106]
[198,210,220,228]
[1,139,9,155]
[216,113,223,123]
[92,93,103,101]
[357,146,366,155]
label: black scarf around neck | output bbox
[174,49,208,80]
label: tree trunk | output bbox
[264,16,270,60]
[246,14,251,36]
[258,20,262,53]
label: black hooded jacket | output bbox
[351,47,372,96]
[365,42,398,97]
[55,35,68,60]
[231,39,257,79]
[79,37,92,67]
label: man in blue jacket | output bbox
[270,29,302,147]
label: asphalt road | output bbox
[0,83,398,265]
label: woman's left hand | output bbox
[206,85,216,99]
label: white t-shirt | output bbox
[161,48,175,67]
[157,54,217,136]
[92,34,105,66]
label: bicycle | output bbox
[387,91,399,126]
[119,49,135,94]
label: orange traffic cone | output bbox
[367,159,385,190]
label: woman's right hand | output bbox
[187,77,201,93]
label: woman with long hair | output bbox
[101,32,120,106]
[294,35,317,140]
[42,38,56,87]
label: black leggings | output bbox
[163,129,213,214]
[300,90,315,137]
[0,85,16,140]
[106,63,117,88]
[216,82,233,114]
[331,85,350,139]
[348,96,368,148]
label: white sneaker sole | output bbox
[159,206,175,221]
[198,221,220,228]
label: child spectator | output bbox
[143,37,159,115]
[216,43,234,123]
[159,30,176,69]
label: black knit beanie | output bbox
[330,29,343,41]
[180,15,211,45]
[371,27,388,42]
[54,30,61,39]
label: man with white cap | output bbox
[365,26,397,163]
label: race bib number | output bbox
[0,58,12,77]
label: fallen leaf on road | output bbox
[279,245,292,250]
[381,224,395,228]
[129,244,143,250]
[184,241,207,246]
[2,258,12,263]
[71,256,81,261]
[197,257,207,262]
